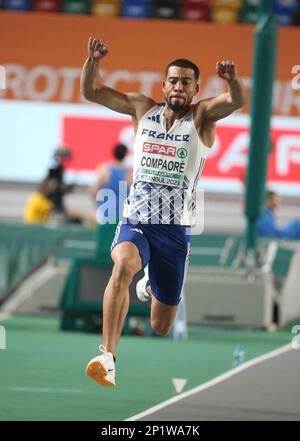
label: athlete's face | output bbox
[163,66,199,111]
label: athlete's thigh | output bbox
[148,226,190,306]
[111,241,142,274]
[110,220,151,271]
[150,295,178,328]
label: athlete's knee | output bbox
[151,319,172,337]
[111,257,138,289]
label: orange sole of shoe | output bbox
[86,361,115,387]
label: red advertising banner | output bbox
[62,116,133,170]
[62,115,300,190]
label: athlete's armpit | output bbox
[199,119,216,148]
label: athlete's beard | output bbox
[167,97,189,112]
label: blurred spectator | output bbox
[24,147,95,224]
[24,174,94,225]
[47,146,75,216]
[257,190,300,239]
[46,146,94,224]
[23,177,56,224]
[90,143,132,223]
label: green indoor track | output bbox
[0,315,293,421]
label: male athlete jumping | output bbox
[81,37,246,387]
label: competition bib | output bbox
[139,141,189,188]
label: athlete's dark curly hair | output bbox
[165,59,200,82]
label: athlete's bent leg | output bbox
[103,241,142,355]
[150,296,178,336]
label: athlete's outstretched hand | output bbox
[216,60,237,81]
[88,37,108,61]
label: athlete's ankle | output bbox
[146,283,152,297]
[102,344,116,362]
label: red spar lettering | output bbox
[142,142,176,157]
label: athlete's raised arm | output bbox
[200,60,246,122]
[81,37,154,118]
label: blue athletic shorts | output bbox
[111,219,190,306]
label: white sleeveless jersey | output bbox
[123,103,210,226]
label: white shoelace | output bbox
[98,344,108,354]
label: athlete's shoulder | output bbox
[127,93,155,105]
[191,98,207,111]
[126,93,156,112]
[134,98,160,123]
[192,99,214,123]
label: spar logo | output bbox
[143,142,176,157]
[177,148,187,159]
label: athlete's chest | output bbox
[137,113,197,148]
[134,111,200,189]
